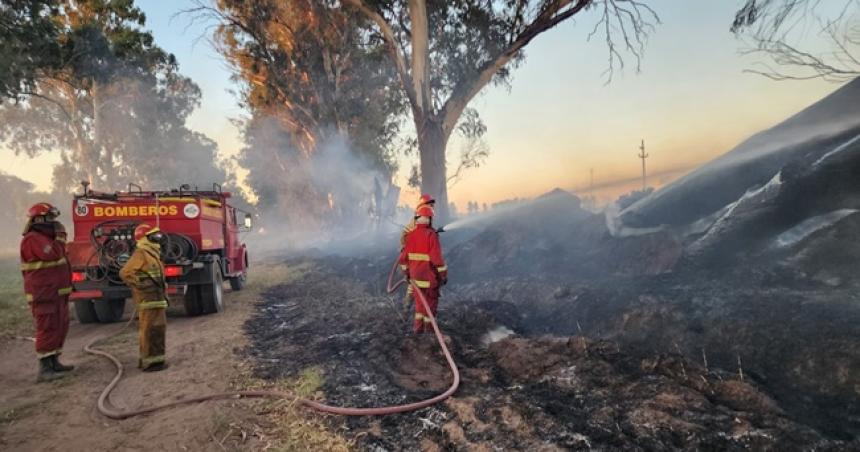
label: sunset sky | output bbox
[0,1,847,210]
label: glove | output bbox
[54,222,67,244]
[441,278,448,286]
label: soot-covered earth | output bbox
[242,261,856,451]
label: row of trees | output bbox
[1,0,854,240]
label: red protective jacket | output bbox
[398,224,447,289]
[20,227,72,304]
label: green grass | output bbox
[0,256,31,337]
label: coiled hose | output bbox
[83,260,460,419]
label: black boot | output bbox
[51,355,74,372]
[36,357,64,383]
[142,362,168,372]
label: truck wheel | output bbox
[184,286,204,316]
[74,300,98,324]
[200,261,224,314]
[94,298,127,323]
[229,272,247,291]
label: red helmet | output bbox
[417,194,435,207]
[133,224,161,242]
[28,202,59,219]
[415,205,434,218]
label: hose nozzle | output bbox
[436,226,446,234]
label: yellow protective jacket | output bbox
[119,241,167,309]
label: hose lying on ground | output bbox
[83,260,460,419]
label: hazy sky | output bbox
[0,1,846,209]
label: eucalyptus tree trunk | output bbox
[416,117,450,223]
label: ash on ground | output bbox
[242,261,853,451]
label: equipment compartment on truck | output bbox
[67,183,251,323]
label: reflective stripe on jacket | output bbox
[398,223,447,289]
[119,242,167,307]
[20,229,71,303]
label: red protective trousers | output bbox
[20,227,72,358]
[30,296,70,357]
[398,223,447,334]
[411,286,440,333]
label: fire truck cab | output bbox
[66,183,251,323]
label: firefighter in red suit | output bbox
[20,202,75,382]
[398,204,447,333]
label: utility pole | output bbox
[638,139,649,191]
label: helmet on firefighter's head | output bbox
[28,203,60,222]
[417,194,435,207]
[415,205,434,218]
[134,224,163,243]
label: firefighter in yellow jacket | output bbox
[119,224,168,372]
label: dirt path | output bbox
[0,281,268,451]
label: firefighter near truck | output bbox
[66,183,251,323]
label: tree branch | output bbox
[732,0,860,82]
[440,0,591,137]
[19,90,73,122]
[343,0,419,116]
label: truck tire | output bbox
[229,272,246,291]
[200,260,224,314]
[94,298,126,323]
[74,300,98,324]
[184,286,204,316]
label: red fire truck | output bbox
[66,183,251,323]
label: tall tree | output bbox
[0,0,62,99]
[343,0,658,221]
[206,0,404,162]
[199,0,406,232]
[0,0,230,193]
[732,0,860,82]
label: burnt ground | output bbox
[243,259,857,451]
[447,266,860,441]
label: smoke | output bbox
[771,209,859,249]
[620,86,860,230]
[0,172,68,254]
[241,121,401,255]
[701,117,860,175]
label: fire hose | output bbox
[82,259,460,419]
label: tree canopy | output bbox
[0,0,62,99]
[0,0,232,194]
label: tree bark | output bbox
[417,117,450,223]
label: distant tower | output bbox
[638,139,649,190]
[589,168,594,193]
